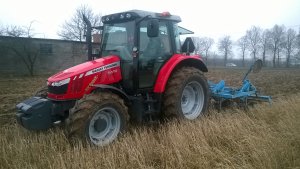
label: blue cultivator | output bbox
[208,60,271,109]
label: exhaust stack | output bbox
[83,15,92,61]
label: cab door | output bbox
[138,20,172,88]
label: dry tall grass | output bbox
[0,69,299,169]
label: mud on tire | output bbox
[66,91,128,146]
[162,67,209,120]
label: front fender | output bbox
[153,54,207,93]
[92,84,131,104]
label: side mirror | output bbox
[181,37,195,55]
[147,19,159,37]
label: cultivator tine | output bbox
[248,95,272,105]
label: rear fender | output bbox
[153,54,207,93]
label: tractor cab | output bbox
[98,10,192,92]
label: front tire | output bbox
[163,67,209,120]
[66,92,128,146]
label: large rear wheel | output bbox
[163,67,209,120]
[66,92,128,146]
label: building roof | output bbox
[0,35,100,45]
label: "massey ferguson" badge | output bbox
[85,61,120,76]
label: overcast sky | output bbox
[0,0,299,41]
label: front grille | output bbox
[48,84,68,94]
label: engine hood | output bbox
[48,55,120,83]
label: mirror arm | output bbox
[136,15,151,25]
[186,41,190,55]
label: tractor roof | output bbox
[102,10,181,24]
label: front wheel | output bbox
[163,67,209,120]
[66,92,128,146]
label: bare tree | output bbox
[237,35,248,67]
[246,26,262,61]
[192,37,205,55]
[193,37,214,62]
[202,37,214,63]
[296,28,300,61]
[58,4,102,41]
[211,51,218,67]
[9,39,39,76]
[269,24,285,67]
[24,21,37,38]
[0,24,5,35]
[277,36,286,67]
[284,28,297,67]
[1,23,39,76]
[298,28,300,48]
[5,25,26,37]
[0,25,7,54]
[261,30,271,66]
[218,36,232,66]
[1,21,36,37]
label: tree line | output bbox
[1,4,300,77]
[193,25,300,68]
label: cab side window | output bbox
[138,20,172,88]
[173,23,181,53]
[139,21,171,59]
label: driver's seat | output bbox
[142,37,164,59]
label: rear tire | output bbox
[162,67,209,120]
[66,92,128,146]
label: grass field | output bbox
[0,68,299,169]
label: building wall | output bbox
[0,36,100,75]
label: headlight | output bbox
[51,78,70,87]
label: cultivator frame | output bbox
[208,60,271,109]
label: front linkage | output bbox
[16,97,74,130]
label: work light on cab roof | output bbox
[158,11,171,17]
[101,10,181,24]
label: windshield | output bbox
[100,21,135,61]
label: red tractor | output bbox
[16,10,209,146]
